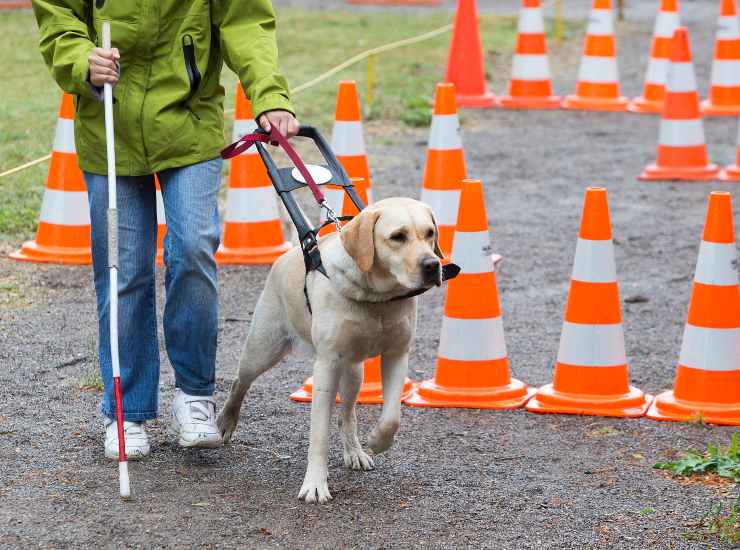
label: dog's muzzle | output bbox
[421,257,442,287]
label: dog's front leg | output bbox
[368,351,408,454]
[298,356,340,504]
[339,362,374,471]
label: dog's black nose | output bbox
[421,257,441,284]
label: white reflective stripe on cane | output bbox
[451,231,493,275]
[428,114,462,150]
[710,59,740,87]
[438,316,507,361]
[39,189,90,225]
[420,188,461,226]
[518,8,545,34]
[577,56,618,83]
[53,118,76,154]
[571,238,617,283]
[511,54,551,80]
[331,121,366,156]
[666,62,698,92]
[694,241,740,286]
[717,15,740,40]
[156,189,166,225]
[557,322,627,366]
[679,325,740,372]
[645,58,670,84]
[658,119,706,147]
[224,187,279,222]
[586,9,614,36]
[654,12,680,37]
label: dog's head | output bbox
[340,197,444,291]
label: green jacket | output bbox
[32,0,293,175]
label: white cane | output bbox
[101,20,130,499]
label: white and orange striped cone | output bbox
[215,84,291,265]
[628,0,681,114]
[562,0,629,111]
[155,176,166,267]
[10,93,92,264]
[701,0,740,116]
[498,0,561,109]
[405,179,534,409]
[639,28,720,180]
[420,83,466,258]
[647,192,740,425]
[720,120,740,180]
[527,187,652,417]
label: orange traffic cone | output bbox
[405,179,534,409]
[701,0,740,116]
[720,121,740,180]
[526,187,652,417]
[639,28,720,180]
[647,192,740,425]
[445,0,496,108]
[215,84,291,265]
[628,0,681,114]
[10,93,91,264]
[420,83,466,258]
[562,0,629,111]
[155,176,166,267]
[499,0,561,109]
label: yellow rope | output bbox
[1,22,453,179]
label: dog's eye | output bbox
[426,229,435,239]
[390,231,407,243]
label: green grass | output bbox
[0,9,577,242]
[654,433,740,482]
[683,497,740,546]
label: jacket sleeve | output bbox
[213,0,294,120]
[32,0,97,98]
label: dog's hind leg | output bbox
[217,288,290,444]
[338,362,374,471]
[368,352,409,455]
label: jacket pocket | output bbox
[181,34,201,107]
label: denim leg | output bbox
[85,172,160,422]
[157,158,222,396]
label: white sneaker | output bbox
[104,419,150,460]
[172,389,222,448]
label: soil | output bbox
[1,1,739,548]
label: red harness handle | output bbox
[221,126,326,205]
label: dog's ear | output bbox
[427,207,444,259]
[341,208,380,273]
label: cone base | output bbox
[215,242,292,266]
[719,166,740,181]
[9,241,91,265]
[526,383,652,418]
[647,390,740,426]
[699,100,740,117]
[455,91,497,109]
[639,163,720,181]
[626,97,663,114]
[562,95,629,112]
[403,378,534,410]
[290,376,415,405]
[498,95,562,110]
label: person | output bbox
[32,0,299,459]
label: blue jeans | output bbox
[85,158,223,422]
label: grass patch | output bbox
[684,497,740,546]
[0,9,578,243]
[654,433,740,482]
[79,367,103,392]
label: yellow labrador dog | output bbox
[217,197,443,503]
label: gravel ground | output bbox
[1,2,739,548]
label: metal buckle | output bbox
[320,200,343,233]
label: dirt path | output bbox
[1,4,739,549]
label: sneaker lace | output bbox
[184,397,216,423]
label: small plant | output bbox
[685,497,740,545]
[654,433,740,482]
[79,368,103,392]
[399,94,432,128]
[639,507,656,516]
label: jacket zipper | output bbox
[181,34,201,118]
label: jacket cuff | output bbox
[252,93,295,122]
[73,43,97,99]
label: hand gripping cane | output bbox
[102,21,130,499]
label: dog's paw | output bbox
[298,473,332,504]
[343,446,375,471]
[368,421,398,455]
[216,411,237,444]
